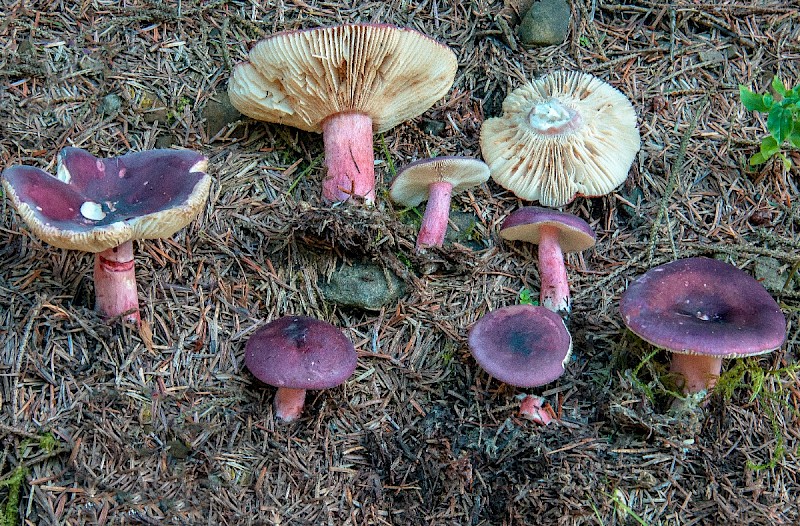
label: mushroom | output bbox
[619,257,787,395]
[1,147,211,324]
[480,70,640,207]
[228,23,458,205]
[468,304,572,423]
[244,315,357,422]
[500,206,595,318]
[389,156,489,251]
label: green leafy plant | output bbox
[739,76,800,169]
[518,287,538,306]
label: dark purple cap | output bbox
[244,316,357,390]
[500,206,595,253]
[619,257,786,357]
[468,304,572,388]
[2,147,210,252]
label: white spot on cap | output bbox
[80,201,106,221]
[56,162,71,184]
[96,159,104,171]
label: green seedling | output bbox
[518,287,538,306]
[739,75,800,169]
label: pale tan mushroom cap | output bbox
[389,156,490,207]
[480,71,640,207]
[3,157,211,253]
[228,24,458,133]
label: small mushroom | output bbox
[480,70,640,207]
[244,315,357,423]
[389,156,489,251]
[2,147,210,324]
[619,257,787,395]
[500,206,595,318]
[468,304,572,423]
[228,24,458,205]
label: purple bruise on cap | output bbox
[620,257,786,357]
[244,316,357,390]
[3,147,206,232]
[468,304,572,388]
[501,206,595,249]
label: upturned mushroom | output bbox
[228,23,458,205]
[619,257,786,395]
[480,70,640,207]
[2,147,211,324]
[389,156,489,251]
[500,206,595,318]
[244,315,358,422]
[469,304,572,423]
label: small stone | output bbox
[420,118,446,136]
[100,93,122,115]
[203,90,242,138]
[155,135,175,149]
[319,263,406,311]
[167,440,191,460]
[754,257,795,293]
[518,0,571,47]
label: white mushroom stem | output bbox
[527,98,583,136]
[273,387,307,423]
[93,240,140,324]
[416,181,453,251]
[537,225,571,317]
[670,353,723,394]
[321,112,376,205]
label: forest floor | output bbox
[1,1,799,525]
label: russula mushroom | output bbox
[619,257,786,395]
[389,156,489,251]
[500,206,595,318]
[228,23,458,205]
[1,147,210,324]
[480,70,640,207]
[244,315,357,422]
[469,304,572,423]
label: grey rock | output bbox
[518,0,571,47]
[754,256,795,293]
[100,93,122,115]
[203,90,242,138]
[319,263,406,311]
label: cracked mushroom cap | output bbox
[389,156,490,207]
[500,206,595,253]
[1,147,211,253]
[619,257,786,358]
[469,304,572,388]
[480,70,640,207]
[244,316,357,390]
[228,23,458,133]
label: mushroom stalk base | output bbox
[416,181,453,251]
[538,225,570,317]
[322,113,376,205]
[94,241,140,324]
[519,394,553,425]
[274,387,307,423]
[670,353,723,395]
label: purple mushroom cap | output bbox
[619,257,786,357]
[244,316,358,390]
[500,206,596,253]
[2,147,210,252]
[468,304,573,388]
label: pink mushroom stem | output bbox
[93,240,140,324]
[416,180,453,251]
[670,354,723,394]
[537,225,570,316]
[519,394,554,425]
[321,112,376,204]
[273,387,307,422]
